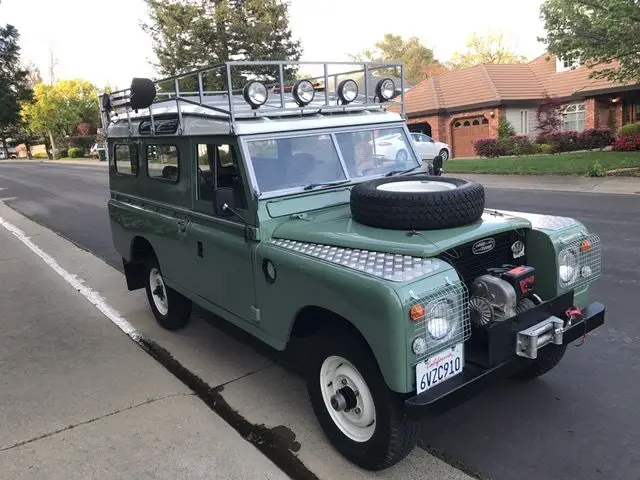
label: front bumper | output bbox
[404,295,605,418]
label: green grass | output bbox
[444,151,640,175]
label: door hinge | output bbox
[250,306,261,323]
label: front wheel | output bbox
[438,148,449,161]
[144,256,192,330]
[305,328,421,470]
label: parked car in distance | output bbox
[410,132,451,161]
[90,142,107,160]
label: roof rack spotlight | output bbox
[337,79,358,105]
[375,77,395,102]
[243,80,268,109]
[292,79,316,107]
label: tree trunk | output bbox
[1,137,8,159]
[26,141,32,160]
[47,130,56,160]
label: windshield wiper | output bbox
[302,180,350,191]
[384,164,424,177]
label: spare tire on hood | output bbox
[350,175,485,230]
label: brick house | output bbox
[402,54,640,158]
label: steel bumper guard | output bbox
[405,294,605,418]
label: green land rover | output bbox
[99,61,605,471]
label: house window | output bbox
[561,103,585,132]
[556,57,580,72]
[520,110,529,134]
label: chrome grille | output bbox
[558,233,601,290]
[408,280,471,364]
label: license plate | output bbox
[415,343,464,394]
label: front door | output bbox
[187,140,257,323]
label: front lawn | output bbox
[443,151,640,175]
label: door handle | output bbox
[176,219,188,233]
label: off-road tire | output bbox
[144,255,192,330]
[305,327,421,471]
[349,175,485,230]
[511,297,567,380]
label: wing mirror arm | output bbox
[213,187,251,242]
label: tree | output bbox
[539,0,640,83]
[141,0,303,90]
[535,95,563,140]
[0,24,32,157]
[449,32,528,69]
[22,79,99,158]
[349,34,444,84]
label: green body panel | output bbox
[107,129,600,396]
[269,204,531,257]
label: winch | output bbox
[469,265,537,327]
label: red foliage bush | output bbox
[611,134,640,151]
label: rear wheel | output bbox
[305,327,420,470]
[144,255,192,330]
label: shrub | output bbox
[544,131,580,153]
[68,147,85,158]
[53,148,68,159]
[510,135,537,155]
[69,135,96,150]
[537,143,551,154]
[498,118,516,139]
[33,152,48,159]
[586,161,607,177]
[611,134,640,151]
[474,138,504,157]
[619,122,640,138]
[577,129,613,150]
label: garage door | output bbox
[452,117,489,157]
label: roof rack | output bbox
[98,60,405,136]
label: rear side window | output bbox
[114,144,138,176]
[146,145,179,183]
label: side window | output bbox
[196,143,248,211]
[146,144,179,182]
[114,144,138,176]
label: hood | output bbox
[271,205,531,257]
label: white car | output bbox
[371,132,412,162]
[410,132,451,161]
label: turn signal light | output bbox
[580,239,592,253]
[410,304,425,321]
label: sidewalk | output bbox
[453,172,640,195]
[0,221,287,479]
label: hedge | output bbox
[619,122,640,137]
[474,129,613,157]
[612,134,640,151]
[68,147,86,158]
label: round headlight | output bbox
[375,77,395,101]
[559,249,578,284]
[426,299,454,340]
[243,81,268,108]
[292,79,315,106]
[337,79,358,104]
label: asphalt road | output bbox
[1,162,638,480]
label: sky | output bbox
[0,0,549,90]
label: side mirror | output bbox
[432,155,443,176]
[213,187,236,217]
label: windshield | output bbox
[244,126,419,194]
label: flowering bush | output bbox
[577,129,613,149]
[611,134,640,151]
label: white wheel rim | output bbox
[376,180,456,193]
[440,150,449,160]
[319,355,376,443]
[149,267,169,316]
